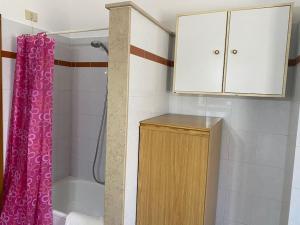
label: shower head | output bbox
[91,41,108,55]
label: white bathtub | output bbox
[52,177,104,225]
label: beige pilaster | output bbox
[104,6,131,225]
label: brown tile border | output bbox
[1,50,108,68]
[1,50,16,59]
[90,62,109,67]
[54,59,73,67]
[130,45,174,67]
[288,56,300,66]
[4,49,300,68]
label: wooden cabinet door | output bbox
[174,12,227,93]
[225,6,291,95]
[137,126,209,225]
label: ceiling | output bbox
[69,0,300,32]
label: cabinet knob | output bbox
[214,50,220,55]
[232,49,238,55]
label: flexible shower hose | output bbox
[92,76,108,185]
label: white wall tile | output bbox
[297,114,300,147]
[53,139,71,181]
[170,93,293,225]
[2,19,32,51]
[227,161,285,201]
[69,37,108,182]
[3,119,9,165]
[292,148,300,189]
[55,43,73,62]
[72,91,106,116]
[224,191,253,225]
[70,37,108,62]
[231,99,290,135]
[2,58,15,91]
[72,115,100,139]
[2,57,14,163]
[256,134,289,169]
[288,27,300,225]
[215,188,228,225]
[2,90,12,122]
[225,191,282,225]
[54,67,73,91]
[169,94,206,115]
[53,66,73,181]
[129,55,169,97]
[222,221,249,225]
[131,9,170,59]
[250,197,282,225]
[72,68,107,92]
[228,130,258,163]
[289,188,300,225]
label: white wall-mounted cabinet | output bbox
[174,12,227,93]
[173,4,292,97]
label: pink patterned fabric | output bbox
[0,33,55,225]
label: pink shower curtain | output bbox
[0,33,55,225]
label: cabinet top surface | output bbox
[140,114,222,131]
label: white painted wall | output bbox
[0,0,108,35]
[0,0,70,31]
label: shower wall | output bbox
[53,37,73,181]
[70,37,108,181]
[1,17,108,183]
[54,36,108,182]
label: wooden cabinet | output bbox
[136,114,222,225]
[173,4,292,97]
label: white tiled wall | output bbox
[288,111,300,225]
[168,25,300,225]
[168,30,300,225]
[124,9,300,225]
[52,40,73,181]
[288,24,300,225]
[169,95,291,225]
[70,37,108,182]
[2,58,15,164]
[124,9,171,225]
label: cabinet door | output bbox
[225,6,291,95]
[174,12,228,93]
[137,126,209,225]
